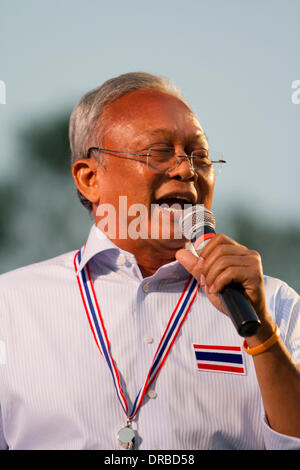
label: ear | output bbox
[72,158,100,204]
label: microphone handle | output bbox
[220,282,261,337]
[191,227,261,337]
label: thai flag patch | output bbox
[193,344,246,375]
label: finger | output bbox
[200,233,246,260]
[208,265,266,316]
[201,244,251,277]
[175,249,204,282]
[204,255,255,288]
[207,265,260,295]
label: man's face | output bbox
[92,88,215,246]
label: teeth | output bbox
[157,205,183,213]
[166,196,191,203]
[176,196,190,202]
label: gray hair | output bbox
[69,72,189,212]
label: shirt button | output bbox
[118,254,126,265]
[144,335,153,344]
[142,283,150,293]
[148,389,157,399]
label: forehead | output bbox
[99,88,206,146]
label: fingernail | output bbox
[200,274,206,286]
[209,283,216,294]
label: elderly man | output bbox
[0,72,299,450]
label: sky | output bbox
[1,0,300,228]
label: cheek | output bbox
[97,161,159,206]
[197,170,215,206]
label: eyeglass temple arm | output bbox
[87,147,226,164]
[176,154,227,164]
[87,147,148,158]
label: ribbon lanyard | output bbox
[74,248,199,422]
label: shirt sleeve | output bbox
[0,289,8,450]
[262,416,300,450]
[261,278,300,450]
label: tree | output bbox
[229,210,300,292]
[0,111,91,274]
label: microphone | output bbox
[180,206,261,337]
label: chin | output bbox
[160,238,187,251]
[148,230,187,252]
[148,205,185,242]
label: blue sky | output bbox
[1,0,299,226]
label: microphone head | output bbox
[180,205,216,242]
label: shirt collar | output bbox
[76,224,129,272]
[76,224,190,280]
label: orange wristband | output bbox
[243,325,280,356]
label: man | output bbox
[0,72,299,450]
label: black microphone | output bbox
[180,206,261,337]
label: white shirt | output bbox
[0,224,299,450]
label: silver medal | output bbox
[118,425,135,449]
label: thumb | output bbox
[175,249,204,282]
[176,248,228,315]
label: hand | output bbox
[176,233,269,322]
[178,235,300,439]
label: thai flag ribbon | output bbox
[74,247,199,420]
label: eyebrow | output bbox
[146,128,208,141]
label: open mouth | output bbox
[155,194,196,210]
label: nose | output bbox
[166,155,198,182]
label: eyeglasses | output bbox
[87,146,226,174]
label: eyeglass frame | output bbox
[86,146,226,171]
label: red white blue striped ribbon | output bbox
[74,247,199,421]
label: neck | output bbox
[109,237,184,278]
[93,208,186,277]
